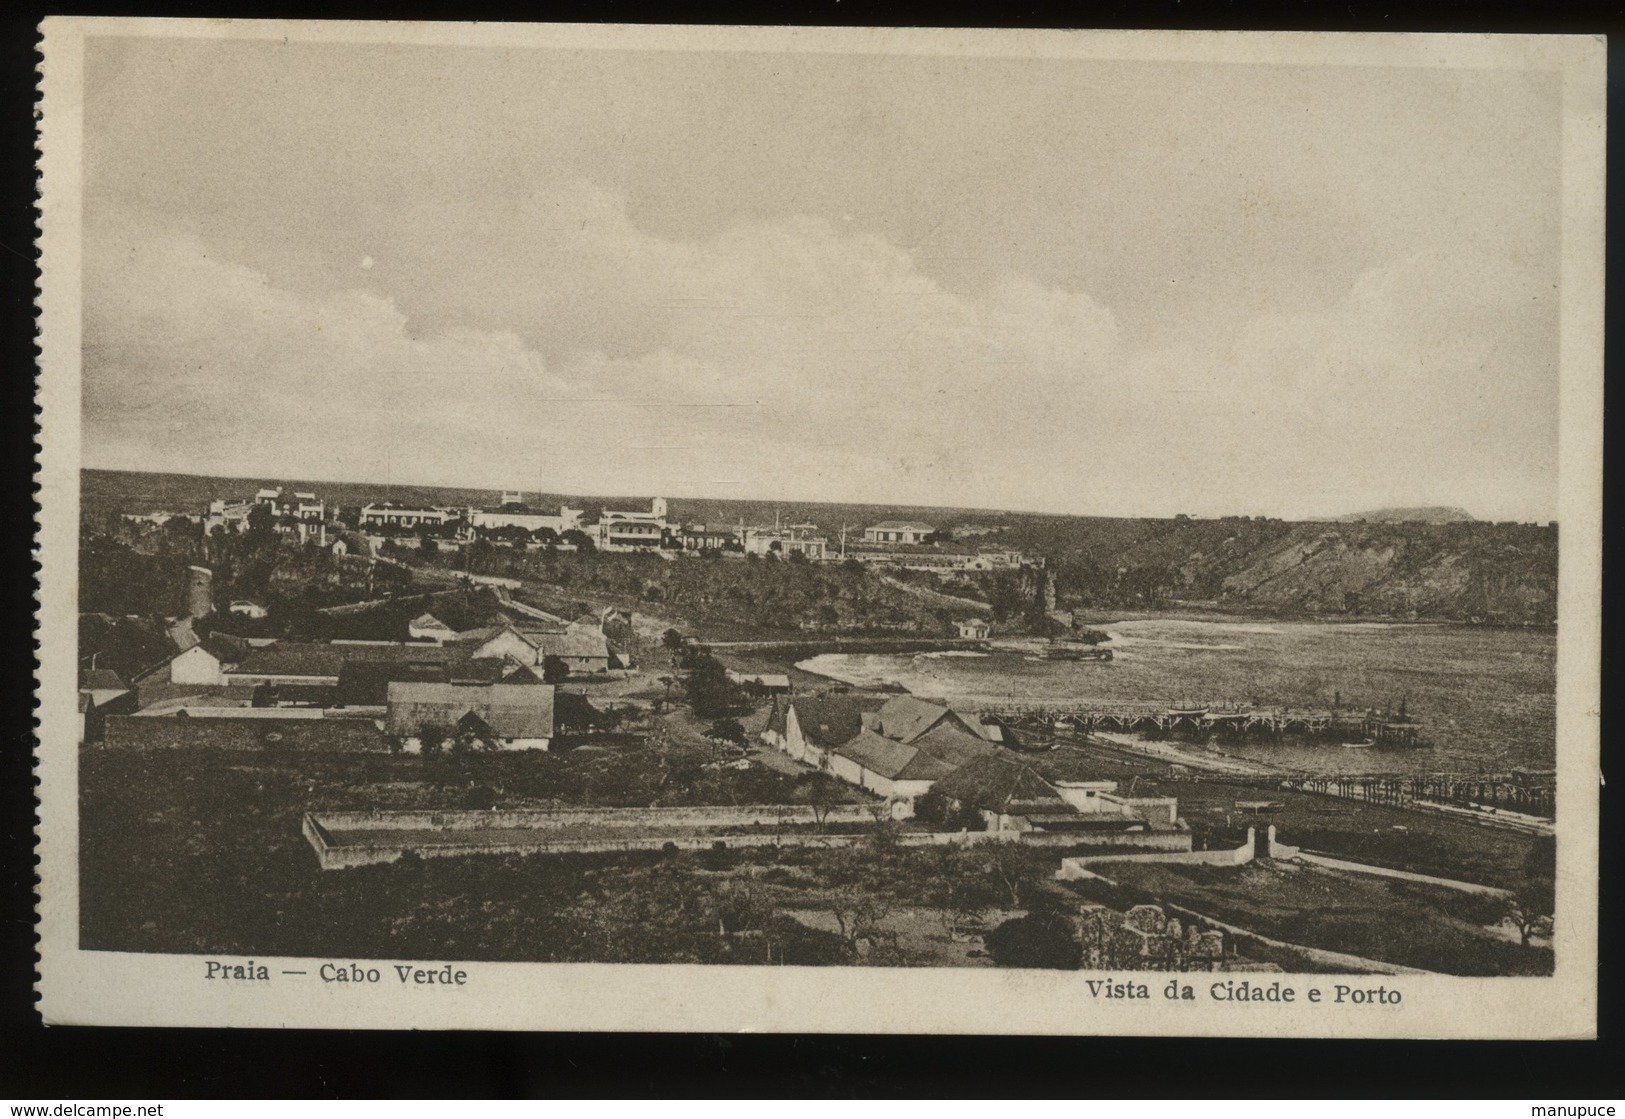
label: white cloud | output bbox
[83,188,1553,519]
[84,195,1128,505]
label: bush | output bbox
[985,913,1082,970]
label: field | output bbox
[79,739,1092,967]
[1014,740,1548,888]
[1066,858,1551,977]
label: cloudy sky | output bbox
[81,32,1562,519]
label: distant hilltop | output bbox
[1332,506,1477,525]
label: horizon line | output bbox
[75,464,1552,526]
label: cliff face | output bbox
[1041,520,1556,624]
[1215,523,1556,622]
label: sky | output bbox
[80,33,1564,520]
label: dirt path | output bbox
[875,574,992,615]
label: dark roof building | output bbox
[931,754,1074,818]
[766,695,888,750]
[834,729,959,783]
[385,681,555,743]
[871,695,992,745]
[228,644,350,681]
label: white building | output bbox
[204,498,256,533]
[595,498,672,551]
[469,492,584,536]
[360,503,458,530]
[742,526,828,560]
[257,487,326,524]
[385,681,555,752]
[408,613,457,644]
[863,520,936,545]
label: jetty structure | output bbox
[970,699,1425,744]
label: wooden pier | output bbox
[973,698,1420,743]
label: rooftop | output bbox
[768,695,887,749]
[385,681,555,741]
[932,754,1073,816]
[835,729,958,783]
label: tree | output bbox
[828,885,893,960]
[984,843,1051,908]
[1507,834,1556,947]
[985,912,1082,969]
[418,533,439,558]
[788,549,809,565]
[914,789,953,828]
[685,652,746,719]
[245,502,277,548]
[541,655,571,684]
[561,529,596,553]
[417,723,448,756]
[794,775,846,833]
[927,846,1000,937]
[1505,880,1554,947]
[706,718,747,747]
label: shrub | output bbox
[985,913,1082,970]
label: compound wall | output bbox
[103,714,387,752]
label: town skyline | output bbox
[85,465,1519,526]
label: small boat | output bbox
[1342,740,1376,749]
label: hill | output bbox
[1331,506,1478,524]
[81,469,1557,625]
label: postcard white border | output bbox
[35,18,1604,1037]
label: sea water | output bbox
[797,617,1556,777]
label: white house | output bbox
[863,520,936,545]
[168,643,227,686]
[594,498,671,551]
[828,729,956,803]
[742,526,828,560]
[762,696,887,767]
[408,613,457,644]
[359,503,458,530]
[955,618,991,640]
[469,493,585,536]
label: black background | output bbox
[0,0,1618,1097]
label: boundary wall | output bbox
[105,714,387,752]
[313,804,881,832]
[1057,829,1256,878]
[303,810,1195,870]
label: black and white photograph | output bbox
[34,20,1602,1036]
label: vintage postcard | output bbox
[35,19,1603,1036]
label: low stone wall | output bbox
[302,807,1194,870]
[1056,829,1253,879]
[1022,830,1192,852]
[1265,825,1301,860]
[305,820,878,869]
[104,714,387,752]
[315,804,882,833]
